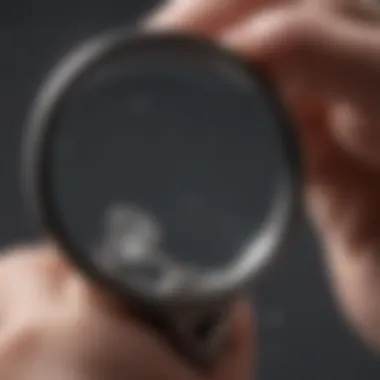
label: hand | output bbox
[0,245,253,380]
[146,0,380,349]
[1,1,380,379]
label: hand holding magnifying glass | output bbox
[2,1,378,379]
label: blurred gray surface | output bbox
[0,1,379,379]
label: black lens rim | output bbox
[21,28,302,308]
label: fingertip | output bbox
[0,242,72,289]
[142,0,188,30]
[142,0,212,33]
[142,0,257,36]
[0,241,60,267]
[329,102,380,169]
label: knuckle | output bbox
[264,11,317,60]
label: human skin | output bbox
[0,0,380,379]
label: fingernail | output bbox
[140,0,214,36]
[140,0,187,30]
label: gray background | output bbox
[0,0,379,378]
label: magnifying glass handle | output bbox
[131,300,231,369]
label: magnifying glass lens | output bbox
[48,43,284,274]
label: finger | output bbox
[0,244,74,370]
[281,102,380,353]
[284,95,380,351]
[221,7,380,106]
[324,232,380,351]
[142,0,286,35]
[220,6,380,351]
[307,0,380,23]
[329,101,380,168]
[0,244,69,312]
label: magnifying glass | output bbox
[21,28,301,368]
